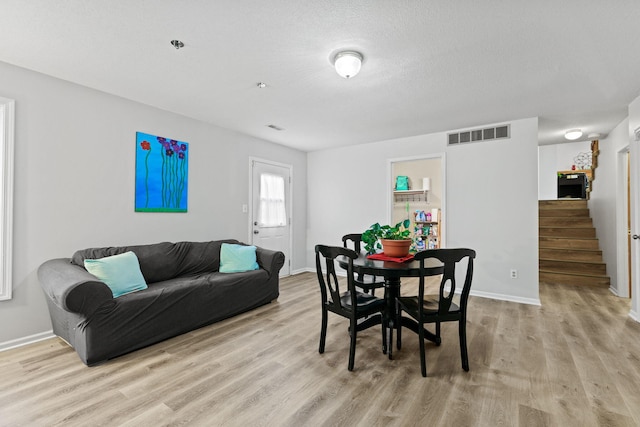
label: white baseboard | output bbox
[609,288,637,321]
[0,330,55,352]
[290,267,314,275]
[468,289,541,306]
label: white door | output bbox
[631,131,640,317]
[250,159,292,276]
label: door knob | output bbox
[254,230,259,234]
[633,234,640,240]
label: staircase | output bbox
[539,199,610,287]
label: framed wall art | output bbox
[135,132,188,212]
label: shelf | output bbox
[558,169,592,181]
[394,189,427,203]
[393,189,426,195]
[413,209,440,250]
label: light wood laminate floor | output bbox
[1,273,639,426]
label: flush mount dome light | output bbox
[333,51,363,79]
[564,129,583,140]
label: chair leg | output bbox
[459,318,469,372]
[388,318,394,360]
[348,318,357,371]
[396,301,402,350]
[381,313,388,355]
[319,307,328,354]
[435,321,441,346]
[419,322,427,377]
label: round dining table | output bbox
[338,253,444,358]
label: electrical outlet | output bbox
[242,204,248,213]
[510,269,517,279]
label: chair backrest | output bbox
[413,248,476,316]
[341,234,363,253]
[315,245,358,313]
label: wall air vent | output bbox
[447,124,510,145]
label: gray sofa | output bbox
[38,239,285,365]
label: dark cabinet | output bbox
[558,173,587,199]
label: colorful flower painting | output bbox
[135,132,188,212]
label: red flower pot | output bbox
[381,239,412,257]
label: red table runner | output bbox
[366,253,415,263]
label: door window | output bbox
[258,173,287,227]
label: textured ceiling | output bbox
[1,1,639,151]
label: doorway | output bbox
[249,158,292,276]
[389,154,445,249]
[615,149,633,298]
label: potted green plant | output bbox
[361,219,412,256]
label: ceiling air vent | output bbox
[267,124,284,131]
[448,124,510,146]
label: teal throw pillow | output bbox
[219,243,260,273]
[84,251,148,298]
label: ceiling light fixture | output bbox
[256,82,267,88]
[564,129,583,140]
[170,40,184,50]
[333,51,363,79]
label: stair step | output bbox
[538,198,610,287]
[539,259,606,275]
[539,236,599,249]
[539,227,596,238]
[539,248,603,262]
[539,217,593,227]
[538,208,590,217]
[540,270,610,287]
[539,199,588,209]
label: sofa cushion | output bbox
[219,243,259,273]
[83,251,148,298]
[72,242,179,283]
[173,240,239,277]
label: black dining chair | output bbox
[395,248,476,377]
[342,233,386,296]
[315,244,388,371]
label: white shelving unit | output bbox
[414,217,440,249]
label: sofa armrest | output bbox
[255,247,285,277]
[38,258,114,316]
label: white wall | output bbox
[556,141,592,171]
[538,145,558,200]
[308,118,540,304]
[589,118,629,296]
[0,61,307,347]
